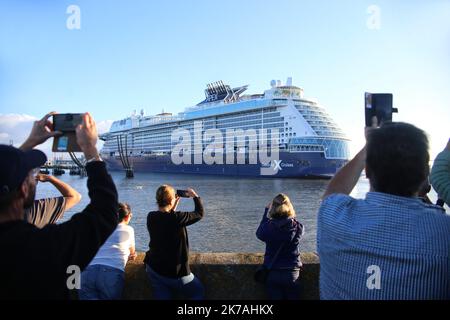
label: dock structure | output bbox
[117,134,134,178]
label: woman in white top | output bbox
[79,203,136,300]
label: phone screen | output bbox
[176,190,189,198]
[53,114,83,132]
[57,136,69,151]
[365,93,395,126]
[373,94,394,125]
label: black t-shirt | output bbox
[0,162,118,300]
[144,197,204,279]
[25,197,67,228]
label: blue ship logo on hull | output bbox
[261,159,283,175]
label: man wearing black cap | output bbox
[0,112,118,299]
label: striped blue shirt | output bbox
[317,192,450,300]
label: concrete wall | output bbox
[123,252,320,300]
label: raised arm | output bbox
[36,174,82,210]
[175,188,204,226]
[322,147,366,199]
[37,113,119,270]
[322,118,378,200]
[39,161,118,269]
[21,112,78,227]
[256,205,270,241]
[20,112,81,210]
[20,112,62,151]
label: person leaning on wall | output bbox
[79,202,136,300]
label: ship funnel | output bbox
[286,77,293,86]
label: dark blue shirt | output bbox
[256,208,304,269]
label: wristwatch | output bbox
[85,154,103,164]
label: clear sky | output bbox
[0,0,449,158]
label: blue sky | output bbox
[0,0,449,157]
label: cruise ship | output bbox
[100,78,350,178]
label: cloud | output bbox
[96,120,114,135]
[0,113,37,146]
[0,114,36,129]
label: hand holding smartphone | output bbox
[176,188,199,198]
[52,113,83,152]
[176,190,190,198]
[365,93,398,127]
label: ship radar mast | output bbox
[265,77,304,99]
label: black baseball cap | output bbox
[0,145,47,196]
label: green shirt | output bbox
[430,150,450,205]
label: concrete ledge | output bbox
[124,252,320,300]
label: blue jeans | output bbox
[145,265,204,300]
[266,269,301,300]
[79,265,125,300]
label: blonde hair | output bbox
[156,184,175,207]
[268,194,296,219]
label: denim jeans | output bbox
[145,264,204,300]
[266,269,301,300]
[79,265,125,300]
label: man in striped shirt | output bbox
[317,121,450,300]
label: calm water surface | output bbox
[35,171,444,253]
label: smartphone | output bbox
[365,93,398,126]
[52,114,83,152]
[176,190,190,198]
[53,114,83,132]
